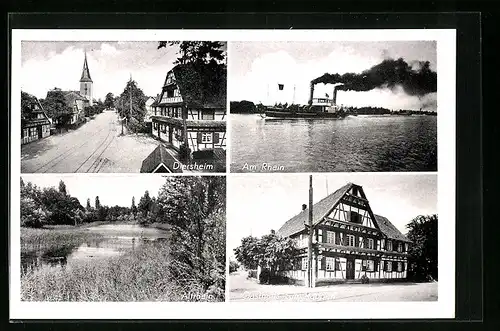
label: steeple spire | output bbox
[80,51,92,82]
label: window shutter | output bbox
[321,256,326,270]
[197,132,203,142]
[213,132,219,144]
[374,259,379,272]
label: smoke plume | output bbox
[311,58,437,97]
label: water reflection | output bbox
[21,225,169,274]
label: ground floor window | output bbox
[301,257,308,270]
[397,261,403,272]
[153,122,158,130]
[325,257,335,270]
[386,261,392,272]
[362,260,375,272]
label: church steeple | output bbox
[80,51,92,82]
[79,51,93,106]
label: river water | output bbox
[21,224,169,274]
[230,114,437,172]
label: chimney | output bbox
[302,204,307,211]
[332,86,338,106]
[308,82,315,105]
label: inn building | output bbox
[276,182,411,285]
[21,94,51,145]
[151,63,226,158]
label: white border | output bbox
[11,29,455,320]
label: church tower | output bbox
[79,51,93,106]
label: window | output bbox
[398,243,402,252]
[346,234,355,247]
[325,257,335,270]
[301,257,308,270]
[397,262,403,272]
[362,260,375,272]
[367,238,374,250]
[387,261,392,272]
[359,237,364,248]
[335,259,341,271]
[201,132,213,143]
[326,231,335,244]
[202,110,215,120]
[387,240,393,251]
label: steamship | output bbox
[263,82,346,119]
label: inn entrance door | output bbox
[346,258,355,280]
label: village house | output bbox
[21,93,51,145]
[150,63,226,159]
[276,182,411,286]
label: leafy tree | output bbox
[115,79,148,132]
[42,89,73,127]
[58,180,67,195]
[95,196,101,210]
[86,198,92,211]
[104,92,115,109]
[138,190,152,220]
[158,41,225,65]
[234,236,261,270]
[406,214,438,281]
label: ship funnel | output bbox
[308,82,315,105]
[332,86,338,106]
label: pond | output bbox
[21,224,169,274]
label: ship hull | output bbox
[264,109,345,119]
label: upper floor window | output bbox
[367,238,374,250]
[358,237,364,248]
[201,132,213,143]
[326,230,335,244]
[348,211,362,224]
[386,240,393,251]
[397,243,402,252]
[346,234,355,247]
[202,110,215,120]
[301,257,308,270]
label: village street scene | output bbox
[228,174,438,302]
[229,41,437,173]
[20,175,226,301]
[20,41,227,173]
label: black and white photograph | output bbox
[20,41,227,173]
[19,175,226,302]
[228,174,438,302]
[229,41,438,173]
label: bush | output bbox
[229,261,239,273]
[247,270,257,279]
[179,143,191,161]
[258,268,271,284]
[361,274,370,284]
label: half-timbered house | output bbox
[151,63,226,158]
[277,182,411,285]
[21,93,51,145]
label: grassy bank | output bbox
[21,226,104,254]
[21,240,222,302]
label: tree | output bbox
[41,89,73,127]
[58,180,67,195]
[131,196,137,220]
[234,236,261,270]
[86,198,92,211]
[138,190,152,220]
[406,214,438,281]
[158,41,226,66]
[21,91,39,121]
[104,92,115,109]
[115,79,148,132]
[95,196,101,210]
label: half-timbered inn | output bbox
[21,92,51,145]
[151,63,226,158]
[277,182,411,285]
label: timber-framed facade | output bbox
[277,182,411,285]
[151,63,226,157]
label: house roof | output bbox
[162,63,226,109]
[276,182,410,243]
[140,144,183,173]
[62,91,88,110]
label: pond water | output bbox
[230,114,437,172]
[21,224,169,274]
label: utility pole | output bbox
[307,175,314,288]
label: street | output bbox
[21,111,174,173]
[229,270,438,302]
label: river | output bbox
[21,224,169,274]
[230,114,437,172]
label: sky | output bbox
[21,175,167,208]
[227,174,437,258]
[229,41,437,111]
[21,41,227,101]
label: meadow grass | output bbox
[21,226,104,254]
[20,240,221,302]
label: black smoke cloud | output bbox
[311,58,437,97]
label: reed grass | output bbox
[21,227,104,254]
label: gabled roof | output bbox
[276,182,410,243]
[162,63,226,109]
[63,91,88,110]
[374,215,412,243]
[276,183,353,238]
[140,144,183,173]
